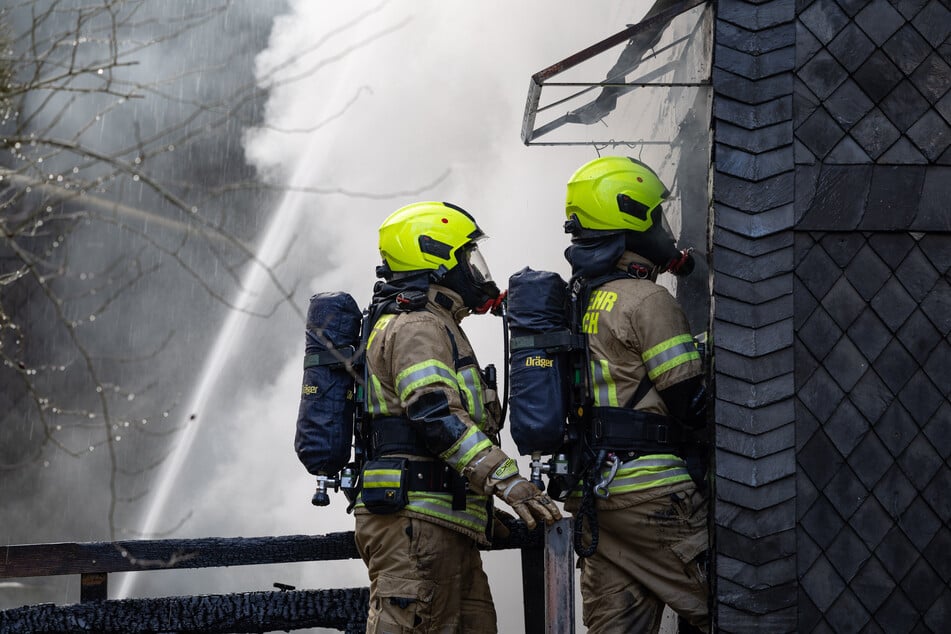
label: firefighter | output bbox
[356,201,561,633]
[563,156,709,633]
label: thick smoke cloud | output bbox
[4,3,704,633]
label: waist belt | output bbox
[368,416,428,457]
[404,460,455,492]
[589,407,684,454]
[368,417,468,508]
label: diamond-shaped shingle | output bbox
[825,399,870,457]
[897,248,940,301]
[922,402,951,460]
[907,109,951,160]
[868,233,916,268]
[923,339,951,394]
[900,496,943,551]
[901,556,944,612]
[898,369,944,421]
[847,310,892,361]
[874,339,917,393]
[879,136,929,163]
[898,434,942,490]
[911,0,951,46]
[855,0,906,45]
[849,424,893,488]
[919,234,951,274]
[852,496,893,550]
[850,369,894,423]
[800,0,851,44]
[826,79,875,129]
[854,51,905,102]
[844,245,892,301]
[825,466,870,519]
[919,279,951,335]
[923,528,951,583]
[797,106,846,158]
[851,109,902,159]
[852,556,897,612]
[799,50,849,100]
[910,52,951,104]
[876,586,921,632]
[880,80,931,132]
[883,24,933,75]
[871,277,917,331]
[823,276,867,329]
[874,400,918,457]
[873,465,917,518]
[828,22,877,73]
[921,465,951,518]
[897,310,941,365]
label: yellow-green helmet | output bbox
[378,201,485,274]
[565,156,670,233]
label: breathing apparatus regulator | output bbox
[294,202,507,508]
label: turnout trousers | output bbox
[576,481,710,634]
[355,512,497,634]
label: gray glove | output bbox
[488,458,562,530]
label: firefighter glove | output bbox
[488,458,562,530]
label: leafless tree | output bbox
[0,0,434,543]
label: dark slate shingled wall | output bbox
[792,0,951,631]
[712,0,799,631]
[713,0,950,631]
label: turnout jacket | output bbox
[572,251,703,509]
[358,285,503,544]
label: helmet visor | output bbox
[463,244,493,284]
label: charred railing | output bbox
[0,517,574,634]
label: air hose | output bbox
[573,449,605,558]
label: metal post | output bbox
[544,518,575,634]
[521,540,546,634]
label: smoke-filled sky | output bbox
[2,1,712,631]
[126,2,657,629]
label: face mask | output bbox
[443,244,501,314]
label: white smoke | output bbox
[120,2,656,632]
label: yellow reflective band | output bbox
[396,360,458,402]
[643,335,700,381]
[590,359,618,407]
[366,374,389,416]
[457,367,485,424]
[441,426,493,470]
[567,455,690,497]
[362,469,402,488]
[354,493,490,533]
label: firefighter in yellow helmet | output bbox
[563,157,709,633]
[356,201,561,633]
